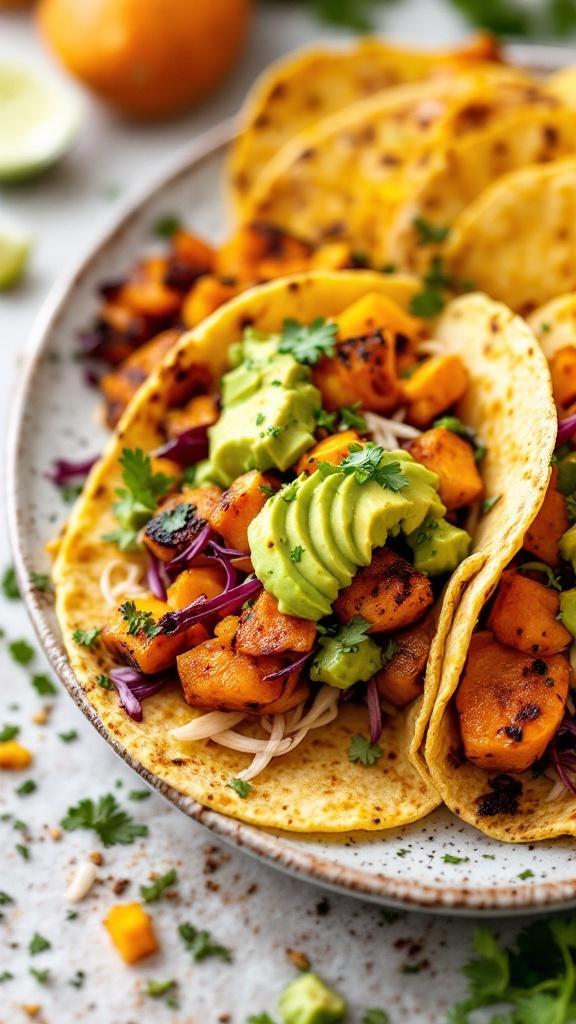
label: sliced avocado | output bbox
[308,473,355,588]
[560,524,576,572]
[407,515,470,575]
[285,472,339,602]
[248,486,331,620]
[351,477,410,564]
[559,588,576,639]
[331,475,364,566]
[310,634,383,690]
[387,453,446,535]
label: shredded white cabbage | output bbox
[543,767,574,803]
[362,409,421,450]
[100,559,148,608]
[416,340,446,356]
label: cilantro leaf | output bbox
[314,408,338,431]
[518,869,535,880]
[30,572,51,592]
[518,562,562,591]
[481,495,501,515]
[330,615,372,653]
[443,854,470,864]
[140,868,177,903]
[247,1016,277,1024]
[290,546,304,563]
[279,318,338,365]
[226,777,253,799]
[61,794,148,847]
[154,503,193,536]
[0,724,19,742]
[58,730,78,743]
[433,416,475,440]
[259,484,275,497]
[178,921,232,962]
[30,967,50,983]
[72,627,101,648]
[104,448,174,551]
[128,789,151,800]
[97,674,115,690]
[348,734,382,766]
[153,214,182,239]
[410,287,446,319]
[319,441,409,491]
[31,673,58,696]
[1,567,19,600]
[120,601,161,639]
[29,933,51,955]
[9,639,35,665]
[413,216,450,245]
[339,402,367,431]
[375,461,410,492]
[363,1012,389,1024]
[15,779,36,796]
[382,638,397,664]
[0,892,14,905]
[144,978,177,998]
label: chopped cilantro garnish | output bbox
[402,964,421,974]
[363,1011,389,1024]
[140,868,177,903]
[319,442,409,491]
[409,287,446,319]
[348,733,382,766]
[519,561,562,591]
[120,601,161,639]
[178,921,232,962]
[0,724,19,742]
[31,673,58,696]
[259,484,275,497]
[68,970,85,987]
[144,978,177,998]
[432,415,474,439]
[15,779,36,796]
[226,777,253,799]
[313,407,338,431]
[518,869,535,880]
[97,674,115,690]
[14,819,27,832]
[290,546,304,563]
[329,615,372,654]
[9,639,34,665]
[382,638,397,663]
[380,263,397,274]
[103,448,174,551]
[30,572,51,592]
[423,254,452,290]
[1,567,19,600]
[153,214,182,239]
[61,793,148,847]
[0,972,13,982]
[474,446,487,463]
[413,216,450,245]
[29,932,51,955]
[0,892,14,904]
[279,317,338,365]
[255,413,265,426]
[154,503,192,536]
[58,730,78,743]
[540,322,552,333]
[339,402,367,431]
[248,1015,276,1024]
[481,495,501,514]
[61,484,83,503]
[443,854,470,864]
[16,843,29,859]
[72,627,101,648]
[30,967,50,983]
[128,789,151,801]
[280,481,298,503]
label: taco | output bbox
[53,273,552,832]
[424,294,576,841]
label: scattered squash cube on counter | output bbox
[104,902,158,963]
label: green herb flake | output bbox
[68,970,85,987]
[144,978,177,998]
[140,868,178,903]
[339,402,367,431]
[279,317,338,365]
[15,779,36,796]
[153,214,182,239]
[178,921,232,962]
[0,972,13,982]
[413,216,450,245]
[120,600,161,639]
[97,674,115,690]
[518,869,535,880]
[402,964,421,974]
[13,820,27,832]
[29,932,51,955]
[58,730,78,743]
[9,639,35,665]
[255,413,266,427]
[289,545,304,563]
[247,1015,276,1024]
[31,673,58,696]
[540,322,552,333]
[16,843,29,860]
[1,567,19,600]
[259,484,275,497]
[128,789,151,801]
[443,854,470,864]
[348,733,382,767]
[409,287,446,319]
[0,892,14,905]
[481,495,501,515]
[72,627,101,648]
[0,724,19,743]
[154,503,192,536]
[61,794,148,847]
[226,777,253,799]
[482,854,496,860]
[518,561,562,591]
[61,484,83,503]
[30,967,50,983]
[30,572,51,592]
[363,1011,389,1024]
[313,408,338,431]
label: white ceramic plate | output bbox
[9,56,576,913]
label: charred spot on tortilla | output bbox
[476,775,523,817]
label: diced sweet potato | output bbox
[235,591,317,656]
[310,241,352,271]
[402,355,468,428]
[456,632,569,772]
[208,470,280,554]
[181,276,243,329]
[550,345,576,410]
[407,426,484,511]
[100,329,180,428]
[104,903,158,963]
[313,331,400,413]
[334,548,433,633]
[141,485,222,562]
[0,741,33,769]
[119,257,182,318]
[171,230,214,275]
[337,292,426,346]
[486,569,571,656]
[167,567,226,609]
[295,430,360,476]
[177,614,291,713]
[214,224,311,281]
[375,617,435,708]
[97,301,149,364]
[523,467,570,568]
[164,394,219,440]
[102,596,208,674]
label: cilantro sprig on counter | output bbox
[61,793,148,847]
[279,318,338,366]
[178,921,232,963]
[103,448,175,551]
[140,868,177,903]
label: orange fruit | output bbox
[37,0,252,118]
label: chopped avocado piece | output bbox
[187,459,221,487]
[309,474,355,588]
[285,472,339,602]
[560,588,576,639]
[278,973,346,1024]
[560,524,576,572]
[557,451,576,496]
[310,624,383,690]
[407,515,470,576]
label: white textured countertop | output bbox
[0,3,555,1022]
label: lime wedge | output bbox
[0,214,31,289]
[0,65,83,182]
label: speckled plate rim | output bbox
[8,51,576,915]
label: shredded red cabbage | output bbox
[548,712,576,795]
[263,648,315,681]
[152,426,209,465]
[166,522,214,569]
[46,455,98,486]
[109,666,169,722]
[146,552,169,601]
[160,577,263,636]
[557,412,576,447]
[366,677,382,744]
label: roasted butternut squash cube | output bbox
[375,618,434,708]
[141,485,222,563]
[337,292,426,346]
[164,394,219,440]
[456,632,569,772]
[486,569,571,656]
[313,331,400,413]
[402,355,468,428]
[523,468,569,568]
[177,614,289,713]
[119,257,181,318]
[295,430,360,476]
[235,591,317,656]
[171,230,214,275]
[408,427,484,511]
[167,567,226,609]
[310,241,352,270]
[101,329,181,428]
[214,224,311,281]
[334,548,433,633]
[182,276,242,329]
[550,345,576,410]
[102,596,207,674]
[0,741,33,769]
[207,470,279,554]
[104,903,158,963]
